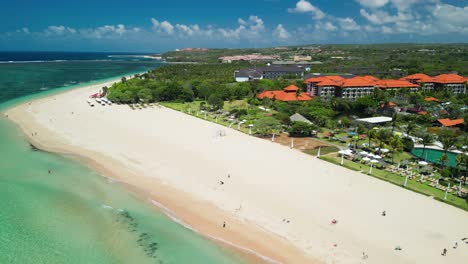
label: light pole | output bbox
[291,138,294,149]
[317,147,321,157]
[272,133,275,142]
[444,183,451,200]
[248,124,253,135]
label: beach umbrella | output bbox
[374,155,382,159]
[360,151,369,156]
[418,161,428,166]
[362,157,371,162]
[371,159,379,163]
[338,150,346,165]
[380,148,389,153]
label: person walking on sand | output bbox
[441,248,447,256]
[222,221,226,228]
[361,252,368,260]
[382,210,386,216]
[453,242,458,249]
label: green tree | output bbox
[137,88,153,103]
[439,129,457,169]
[289,121,316,137]
[207,94,224,110]
[405,122,417,136]
[390,136,404,164]
[421,133,434,160]
[180,86,195,102]
[367,129,377,147]
[401,137,415,152]
[255,117,281,136]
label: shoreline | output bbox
[4,83,315,263]
[5,77,468,264]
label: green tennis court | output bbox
[411,148,459,168]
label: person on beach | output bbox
[441,248,447,256]
[361,252,368,259]
[382,210,386,216]
[48,169,51,174]
[219,180,224,185]
[222,221,226,228]
[453,242,458,249]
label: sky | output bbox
[0,0,467,52]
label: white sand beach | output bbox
[5,80,468,264]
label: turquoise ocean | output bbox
[0,52,245,264]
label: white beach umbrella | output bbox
[360,151,369,156]
[380,148,389,153]
[369,159,379,174]
[362,157,371,162]
[374,155,382,159]
[418,161,429,166]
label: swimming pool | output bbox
[411,148,459,168]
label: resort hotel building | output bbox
[304,73,467,99]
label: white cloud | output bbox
[432,3,468,29]
[390,0,423,11]
[356,0,425,10]
[288,0,325,20]
[78,24,141,39]
[175,24,200,36]
[338,17,361,31]
[151,18,174,34]
[217,16,265,39]
[45,25,76,35]
[273,24,290,40]
[323,22,337,31]
[360,9,412,25]
[356,0,389,9]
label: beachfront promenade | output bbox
[6,81,468,264]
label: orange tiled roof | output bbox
[341,76,378,87]
[283,84,300,92]
[437,118,464,127]
[316,79,342,86]
[400,73,435,83]
[376,80,419,89]
[433,74,466,84]
[257,85,313,102]
[304,76,344,84]
[424,97,439,102]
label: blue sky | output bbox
[1,0,467,52]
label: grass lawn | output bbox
[304,146,340,156]
[320,155,468,211]
[161,100,266,134]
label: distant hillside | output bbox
[160,44,468,77]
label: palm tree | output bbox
[439,133,456,168]
[405,123,417,136]
[390,136,403,164]
[367,129,377,147]
[421,133,434,161]
[391,113,399,133]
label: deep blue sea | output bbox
[0,52,246,264]
[0,52,162,104]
